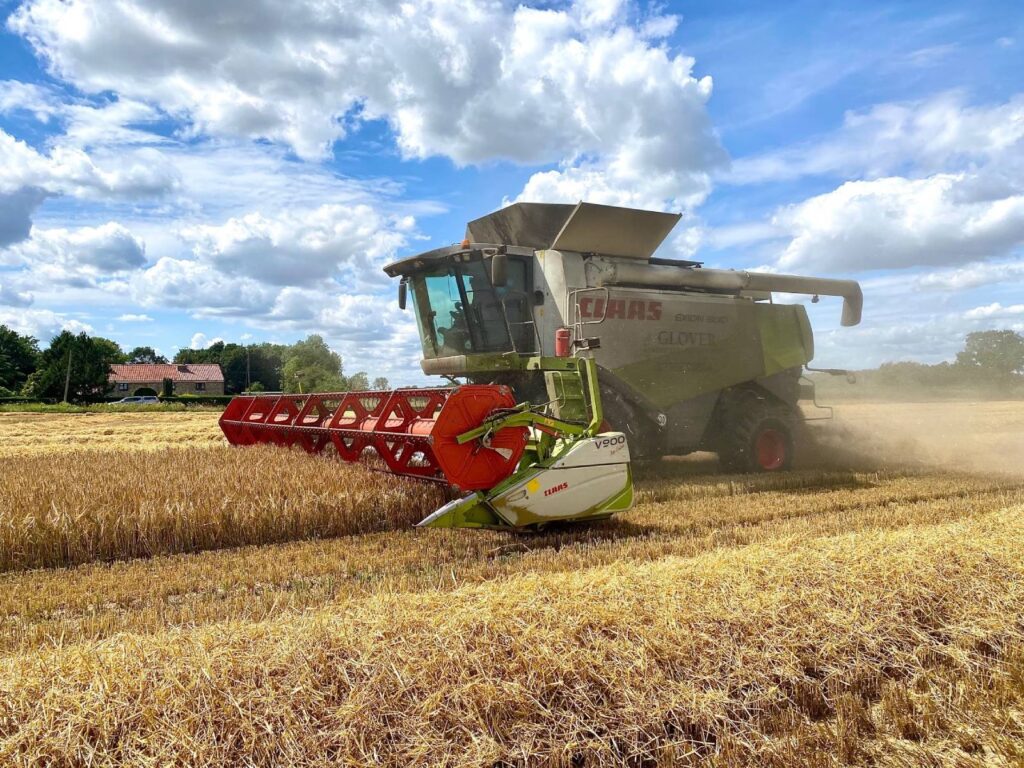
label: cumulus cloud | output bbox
[730,92,1024,185]
[189,332,223,350]
[0,281,33,308]
[4,222,146,287]
[0,125,179,249]
[179,204,414,288]
[0,307,92,340]
[130,257,274,316]
[10,0,724,210]
[0,128,179,200]
[717,93,1024,278]
[117,313,153,322]
[0,187,47,248]
[128,201,415,322]
[774,174,1024,272]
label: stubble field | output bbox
[0,402,1022,766]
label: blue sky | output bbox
[0,0,1022,383]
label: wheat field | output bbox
[0,403,1022,766]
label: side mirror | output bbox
[490,253,508,288]
[398,280,407,310]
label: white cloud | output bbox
[0,307,92,340]
[710,93,1024,278]
[179,204,413,288]
[188,332,222,350]
[0,281,33,308]
[774,174,1024,272]
[730,92,1024,185]
[127,201,416,324]
[0,80,165,148]
[131,257,273,316]
[3,222,146,287]
[964,302,1024,320]
[117,313,153,322]
[0,125,179,249]
[0,128,179,200]
[0,80,61,121]
[10,0,723,211]
[916,260,1024,290]
[0,187,47,248]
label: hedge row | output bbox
[155,395,235,405]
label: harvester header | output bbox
[221,356,633,529]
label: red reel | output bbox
[219,385,527,490]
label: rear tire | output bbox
[717,392,796,473]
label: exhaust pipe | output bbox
[593,263,863,326]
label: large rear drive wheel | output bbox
[718,395,796,473]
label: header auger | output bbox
[220,356,633,529]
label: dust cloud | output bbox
[801,401,1024,476]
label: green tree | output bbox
[218,344,247,393]
[128,345,167,364]
[210,343,285,394]
[94,338,128,365]
[252,343,286,391]
[346,371,369,391]
[174,339,287,393]
[25,332,124,402]
[174,340,224,365]
[282,335,345,393]
[0,325,39,392]
[956,330,1024,376]
[371,376,390,391]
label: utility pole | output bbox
[246,347,251,390]
[62,346,73,403]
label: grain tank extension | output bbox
[386,202,862,471]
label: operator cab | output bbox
[386,245,539,361]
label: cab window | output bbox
[408,255,535,358]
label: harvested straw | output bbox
[2,509,1023,766]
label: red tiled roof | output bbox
[109,364,225,383]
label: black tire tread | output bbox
[717,388,796,473]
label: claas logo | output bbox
[544,482,569,497]
[579,297,661,321]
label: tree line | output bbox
[0,327,388,402]
[811,330,1024,398]
[4,325,1023,404]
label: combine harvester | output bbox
[221,202,862,530]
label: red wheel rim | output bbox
[755,428,787,470]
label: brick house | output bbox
[108,363,225,397]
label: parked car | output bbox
[113,396,160,405]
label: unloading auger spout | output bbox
[219,356,634,530]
